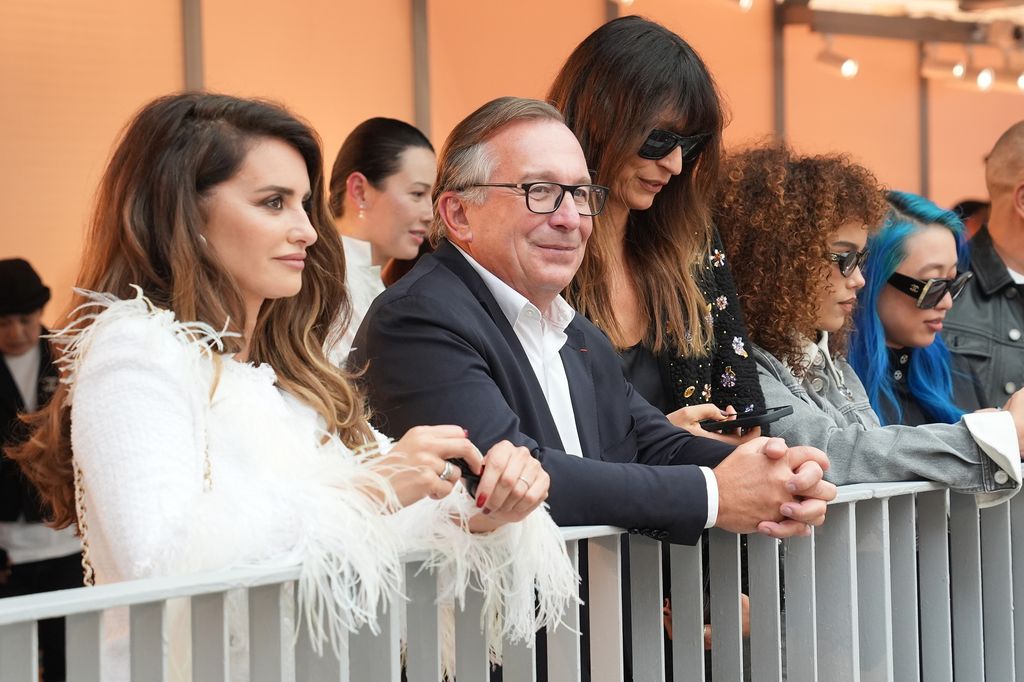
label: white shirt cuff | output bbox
[962,411,1022,508]
[701,466,719,529]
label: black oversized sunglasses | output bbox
[638,129,713,162]
[887,271,973,309]
[828,249,869,278]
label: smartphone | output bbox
[698,405,794,432]
[451,458,481,498]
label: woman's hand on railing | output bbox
[371,425,484,508]
[666,403,762,445]
[469,441,550,531]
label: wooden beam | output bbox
[412,0,431,136]
[182,0,204,90]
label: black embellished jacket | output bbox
[617,230,766,416]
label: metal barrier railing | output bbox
[0,481,1016,681]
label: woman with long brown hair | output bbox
[548,16,764,441]
[7,92,573,678]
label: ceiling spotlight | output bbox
[738,0,754,11]
[977,67,995,90]
[988,48,1024,92]
[817,36,859,79]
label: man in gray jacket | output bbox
[944,120,1024,408]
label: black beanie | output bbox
[0,258,51,315]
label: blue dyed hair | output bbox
[849,190,970,425]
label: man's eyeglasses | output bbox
[638,129,713,162]
[887,271,973,309]
[828,249,869,278]
[469,182,609,216]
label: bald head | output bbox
[986,120,1024,200]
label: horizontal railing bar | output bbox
[832,481,945,504]
[0,563,301,625]
[557,525,624,542]
[0,486,952,627]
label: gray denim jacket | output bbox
[753,338,1017,498]
[943,226,1024,408]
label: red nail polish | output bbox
[476,493,487,509]
[463,428,469,438]
[482,508,491,515]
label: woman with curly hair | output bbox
[548,16,764,442]
[848,191,986,426]
[715,144,1024,493]
[7,93,574,679]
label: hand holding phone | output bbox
[698,405,794,432]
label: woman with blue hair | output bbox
[849,191,985,426]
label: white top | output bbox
[328,235,385,366]
[1008,265,1024,285]
[4,343,41,411]
[454,246,719,528]
[62,289,576,681]
[0,345,81,564]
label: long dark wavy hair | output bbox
[9,92,371,528]
[549,16,723,354]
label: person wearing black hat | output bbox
[0,257,82,681]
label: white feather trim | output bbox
[61,289,404,660]
[393,491,580,673]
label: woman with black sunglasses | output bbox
[716,144,1024,497]
[848,191,985,425]
[548,16,765,444]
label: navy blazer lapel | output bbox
[432,242,564,447]
[559,318,600,458]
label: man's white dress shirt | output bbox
[455,246,718,528]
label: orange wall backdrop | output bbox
[928,43,1024,207]
[1,0,184,321]
[426,0,605,143]
[203,0,415,177]
[784,27,921,193]
[3,0,1023,325]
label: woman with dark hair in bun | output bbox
[327,118,435,361]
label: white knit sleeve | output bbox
[69,306,210,580]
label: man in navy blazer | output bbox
[351,97,835,545]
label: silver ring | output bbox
[439,461,454,482]
[517,476,532,488]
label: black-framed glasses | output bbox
[638,129,713,162]
[469,182,609,216]
[828,249,869,278]
[887,271,973,309]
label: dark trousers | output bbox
[0,552,84,681]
